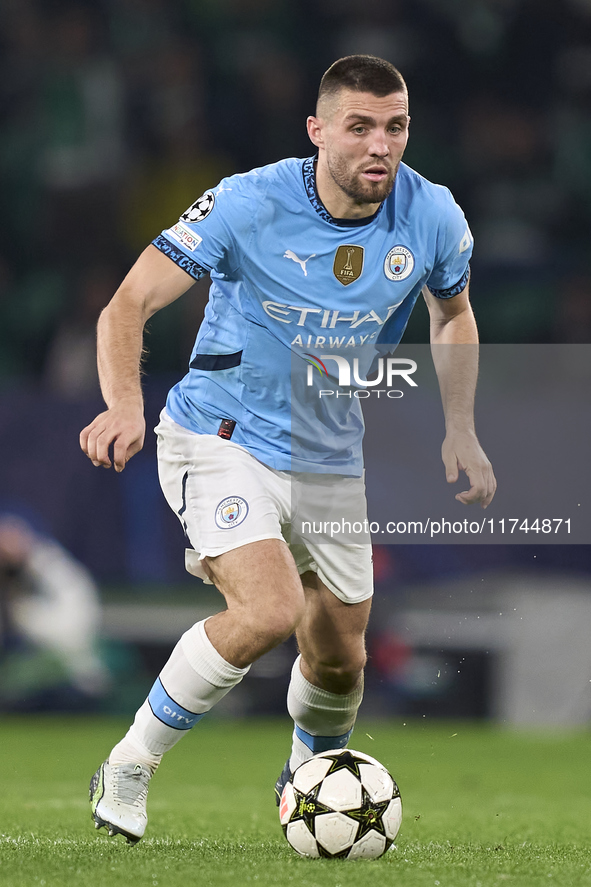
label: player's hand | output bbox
[80,401,146,472]
[441,429,496,508]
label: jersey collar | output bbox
[302,156,384,227]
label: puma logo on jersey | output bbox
[459,225,473,254]
[283,250,316,276]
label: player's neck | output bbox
[314,160,382,220]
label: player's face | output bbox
[310,89,410,209]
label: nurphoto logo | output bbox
[304,354,418,399]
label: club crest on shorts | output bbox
[215,496,249,529]
[384,245,414,281]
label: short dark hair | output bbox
[318,55,407,109]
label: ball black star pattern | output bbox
[344,785,393,845]
[285,782,332,836]
[321,749,371,779]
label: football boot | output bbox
[89,760,151,844]
[274,759,293,806]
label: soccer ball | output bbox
[279,749,402,859]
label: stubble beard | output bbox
[326,152,397,206]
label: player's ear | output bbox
[307,115,324,148]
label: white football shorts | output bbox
[155,410,373,604]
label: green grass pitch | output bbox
[1,716,590,887]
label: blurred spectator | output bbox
[106,0,178,59]
[459,96,562,266]
[44,263,117,397]
[38,5,127,263]
[238,43,307,164]
[331,0,424,72]
[417,0,524,57]
[554,272,591,343]
[552,40,591,253]
[186,0,310,166]
[0,257,26,383]
[0,511,110,711]
[120,39,229,253]
[0,255,67,383]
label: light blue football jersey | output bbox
[153,156,473,475]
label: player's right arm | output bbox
[79,245,196,472]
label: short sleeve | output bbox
[152,176,253,280]
[426,189,473,299]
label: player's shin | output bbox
[286,654,364,773]
[109,619,250,770]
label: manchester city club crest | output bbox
[215,496,249,529]
[384,245,415,281]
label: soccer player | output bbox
[80,55,495,843]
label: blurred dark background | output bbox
[1,0,590,722]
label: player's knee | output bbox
[261,599,305,645]
[241,594,305,649]
[312,652,366,695]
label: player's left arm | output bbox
[424,280,496,508]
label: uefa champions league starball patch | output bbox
[215,496,249,529]
[384,245,414,281]
[181,190,215,223]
